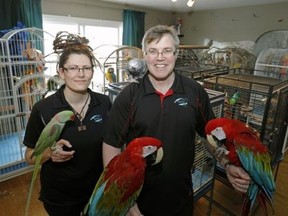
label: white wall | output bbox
[42,1,288,46]
[41,0,175,32]
[178,3,288,45]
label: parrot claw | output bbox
[50,145,56,151]
[214,146,229,159]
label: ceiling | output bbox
[99,0,288,12]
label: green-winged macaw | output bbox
[205,117,276,216]
[25,110,75,216]
[84,136,164,216]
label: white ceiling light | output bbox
[171,0,195,8]
[187,0,195,7]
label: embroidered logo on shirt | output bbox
[90,115,103,123]
[174,98,188,107]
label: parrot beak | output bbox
[207,134,218,148]
[143,146,164,166]
[207,127,227,147]
[70,114,76,121]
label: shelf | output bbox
[179,45,210,49]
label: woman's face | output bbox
[59,53,93,93]
[144,34,177,81]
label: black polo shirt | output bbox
[23,85,111,205]
[104,72,214,216]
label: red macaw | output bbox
[205,117,276,216]
[84,136,164,216]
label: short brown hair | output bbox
[141,25,180,52]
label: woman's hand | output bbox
[50,139,75,162]
[225,164,251,193]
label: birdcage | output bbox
[175,44,230,82]
[174,64,229,81]
[192,89,225,206]
[0,27,59,181]
[204,68,288,166]
[93,45,143,93]
[254,48,288,81]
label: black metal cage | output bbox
[204,68,288,166]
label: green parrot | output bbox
[24,110,75,216]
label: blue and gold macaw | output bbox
[105,67,116,83]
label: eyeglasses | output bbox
[63,65,93,74]
[145,48,177,58]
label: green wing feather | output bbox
[24,110,74,216]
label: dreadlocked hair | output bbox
[53,31,90,54]
[53,31,101,69]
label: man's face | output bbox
[144,34,177,81]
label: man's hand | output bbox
[225,164,251,193]
[126,203,143,216]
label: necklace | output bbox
[71,93,90,132]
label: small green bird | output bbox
[25,110,75,216]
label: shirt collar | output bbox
[142,71,184,95]
[52,85,101,109]
[171,72,185,93]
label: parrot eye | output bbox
[143,145,159,165]
[142,145,163,166]
[211,127,226,142]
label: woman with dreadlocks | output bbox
[23,32,111,216]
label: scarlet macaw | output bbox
[84,136,163,216]
[205,117,275,216]
[25,110,75,216]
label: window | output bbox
[42,15,122,92]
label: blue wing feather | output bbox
[235,142,275,212]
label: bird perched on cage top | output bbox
[125,58,147,83]
[105,67,116,83]
[206,39,213,47]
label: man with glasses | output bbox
[102,25,250,216]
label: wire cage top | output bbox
[204,68,288,166]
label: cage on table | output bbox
[175,44,210,68]
[175,44,229,81]
[108,83,225,206]
[175,64,229,81]
[204,68,288,166]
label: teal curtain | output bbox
[0,0,42,30]
[122,9,145,48]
